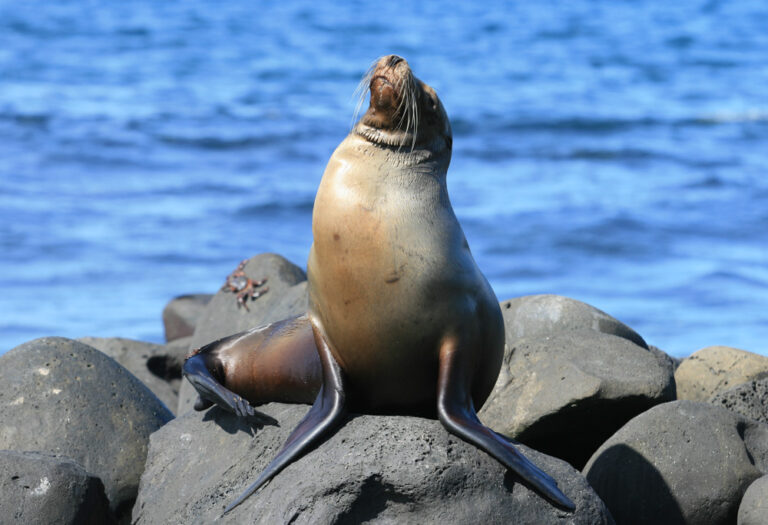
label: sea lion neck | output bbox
[345,129,451,172]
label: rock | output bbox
[189,253,307,351]
[675,346,768,401]
[178,375,202,416]
[133,404,614,525]
[77,337,179,414]
[583,400,768,525]
[709,377,768,425]
[162,294,212,343]
[177,253,308,414]
[649,345,681,372]
[738,475,768,525]
[165,335,192,369]
[479,329,675,469]
[500,295,648,349]
[0,450,115,525]
[0,337,174,518]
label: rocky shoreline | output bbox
[2,253,767,524]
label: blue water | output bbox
[1,1,767,357]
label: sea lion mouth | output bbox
[371,75,393,86]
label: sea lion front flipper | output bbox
[436,337,576,511]
[183,353,256,418]
[222,326,347,515]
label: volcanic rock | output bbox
[709,377,768,425]
[133,403,613,524]
[0,450,114,525]
[479,327,675,468]
[738,475,768,525]
[78,336,179,413]
[675,345,768,401]
[584,400,768,525]
[0,337,173,518]
[162,293,212,343]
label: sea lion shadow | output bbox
[203,406,279,437]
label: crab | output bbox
[221,259,268,311]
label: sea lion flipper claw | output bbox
[183,353,254,417]
[436,340,576,511]
[222,329,346,515]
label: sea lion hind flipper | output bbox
[436,339,576,512]
[222,329,347,515]
[183,353,255,417]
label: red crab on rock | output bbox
[221,259,268,311]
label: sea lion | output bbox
[183,54,575,513]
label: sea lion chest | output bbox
[307,138,486,411]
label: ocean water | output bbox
[1,1,766,357]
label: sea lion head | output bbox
[355,55,452,152]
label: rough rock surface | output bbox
[499,294,648,349]
[165,335,192,363]
[738,475,768,525]
[675,345,768,401]
[178,253,308,414]
[0,337,174,517]
[709,377,768,425]
[0,450,115,525]
[584,400,768,525]
[189,253,307,351]
[78,337,179,414]
[479,329,675,469]
[162,293,212,342]
[649,345,681,372]
[133,404,614,525]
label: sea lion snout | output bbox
[386,54,404,67]
[371,76,396,109]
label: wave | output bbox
[459,145,735,168]
[452,110,768,137]
[152,131,309,150]
[695,270,768,290]
[0,112,51,128]
[235,199,314,217]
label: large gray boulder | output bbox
[77,337,179,414]
[499,295,648,349]
[738,475,768,525]
[710,377,768,425]
[0,450,115,525]
[584,401,768,525]
[162,293,212,342]
[479,327,675,468]
[178,253,308,414]
[134,404,614,524]
[0,337,174,518]
[675,345,768,401]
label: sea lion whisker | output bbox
[351,62,377,129]
[396,72,418,152]
[395,77,411,153]
[409,77,419,150]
